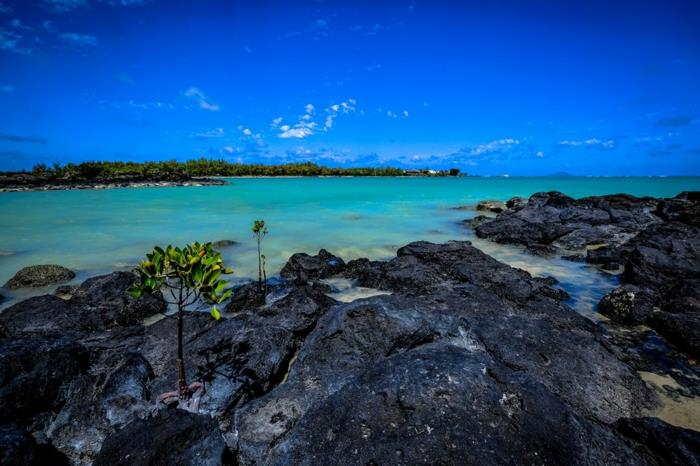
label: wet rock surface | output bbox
[3,264,76,289]
[1,240,698,465]
[471,191,700,358]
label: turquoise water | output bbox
[1,176,699,312]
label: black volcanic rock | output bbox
[3,264,75,289]
[280,249,346,283]
[615,417,700,466]
[0,271,164,337]
[3,240,697,465]
[473,191,660,255]
[93,409,225,466]
[234,241,656,464]
[0,335,89,429]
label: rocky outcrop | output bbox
[476,199,506,213]
[471,191,700,357]
[473,191,661,257]
[280,249,345,283]
[3,264,75,289]
[2,241,697,465]
[0,271,164,336]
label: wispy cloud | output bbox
[184,87,220,111]
[0,2,13,14]
[1,84,13,94]
[0,133,48,144]
[58,32,97,47]
[0,27,31,54]
[470,138,520,155]
[558,138,615,149]
[324,99,356,129]
[195,127,225,138]
[654,115,693,128]
[42,0,149,13]
[10,19,31,31]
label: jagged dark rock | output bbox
[3,264,75,289]
[0,335,89,430]
[2,239,697,465]
[0,424,70,466]
[476,199,506,213]
[280,249,345,283]
[599,285,657,324]
[0,271,164,337]
[93,409,226,466]
[615,417,700,466]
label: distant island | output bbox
[0,160,463,192]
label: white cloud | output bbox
[237,125,252,136]
[271,117,283,128]
[305,103,315,114]
[536,151,544,158]
[58,32,97,47]
[387,110,397,118]
[196,127,225,138]
[402,110,409,118]
[559,138,615,149]
[325,115,334,129]
[184,87,220,112]
[470,138,520,156]
[223,146,235,154]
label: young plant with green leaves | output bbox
[129,242,233,402]
[252,220,268,294]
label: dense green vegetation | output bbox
[19,159,459,178]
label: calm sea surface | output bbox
[1,176,699,313]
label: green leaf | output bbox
[127,287,142,298]
[210,305,221,320]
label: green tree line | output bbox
[17,159,461,179]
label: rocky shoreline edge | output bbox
[1,191,699,465]
[0,173,228,192]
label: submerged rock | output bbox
[211,239,239,249]
[476,199,507,213]
[3,264,75,289]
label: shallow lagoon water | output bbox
[1,176,699,312]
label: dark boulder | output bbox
[599,285,657,324]
[45,352,155,464]
[0,424,70,466]
[93,409,226,466]
[0,335,89,429]
[224,282,266,314]
[280,249,345,283]
[262,345,647,466]
[3,264,75,289]
[506,196,528,209]
[0,272,164,337]
[473,191,660,256]
[615,417,700,466]
[476,199,506,213]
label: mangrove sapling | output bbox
[128,242,233,409]
[252,220,268,295]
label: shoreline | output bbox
[0,177,228,193]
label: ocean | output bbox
[1,176,699,313]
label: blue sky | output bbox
[0,0,699,175]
